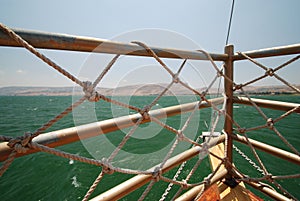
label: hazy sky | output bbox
[0,0,299,87]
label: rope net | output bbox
[0,23,299,200]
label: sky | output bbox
[0,0,299,88]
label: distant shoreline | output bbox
[0,84,299,96]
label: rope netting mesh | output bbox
[229,52,300,200]
[0,23,299,200]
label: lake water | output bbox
[0,95,299,200]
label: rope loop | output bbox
[83,81,100,102]
[7,132,32,153]
[101,158,114,174]
[152,166,162,182]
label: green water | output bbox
[0,95,299,200]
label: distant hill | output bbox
[0,86,79,96]
[0,84,194,96]
[240,85,300,95]
[0,84,299,96]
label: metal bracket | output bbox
[224,177,239,188]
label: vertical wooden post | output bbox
[224,45,234,171]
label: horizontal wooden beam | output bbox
[1,27,299,62]
[0,28,227,61]
[233,96,300,113]
[233,134,300,166]
[0,97,224,161]
[244,180,291,201]
[233,43,300,60]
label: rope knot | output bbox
[238,127,246,134]
[173,73,180,83]
[140,106,150,120]
[7,132,32,153]
[217,70,223,77]
[152,167,162,182]
[101,158,114,174]
[204,174,212,187]
[218,109,226,116]
[83,81,100,102]
[200,91,207,101]
[265,68,274,77]
[177,130,185,141]
[266,118,274,129]
[264,173,273,181]
[181,179,188,189]
[199,143,209,160]
[234,84,242,91]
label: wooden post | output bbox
[224,45,234,174]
